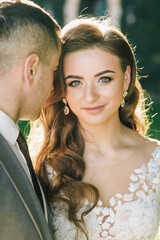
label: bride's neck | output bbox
[81,115,124,150]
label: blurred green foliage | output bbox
[121,0,160,98]
[18,121,30,140]
[148,102,160,140]
[121,0,160,140]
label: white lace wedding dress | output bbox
[49,145,160,240]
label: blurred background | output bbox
[19,0,160,140]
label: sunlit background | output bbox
[19,0,160,140]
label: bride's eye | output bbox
[99,76,112,83]
[68,80,82,87]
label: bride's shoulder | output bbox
[125,128,159,149]
[130,133,160,161]
[142,136,160,157]
[145,136,160,147]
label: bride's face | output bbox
[63,47,130,127]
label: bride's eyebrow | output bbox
[94,70,115,77]
[65,75,83,81]
[65,70,116,81]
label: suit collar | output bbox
[0,133,53,240]
[0,110,19,145]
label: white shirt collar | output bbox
[0,110,19,145]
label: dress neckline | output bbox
[88,145,160,210]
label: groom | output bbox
[0,0,61,239]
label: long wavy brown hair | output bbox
[34,18,150,239]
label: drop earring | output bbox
[62,98,69,115]
[121,91,128,108]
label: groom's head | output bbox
[0,0,61,121]
[0,0,61,73]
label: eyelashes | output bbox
[98,76,113,83]
[68,80,82,87]
[67,76,113,87]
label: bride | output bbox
[33,17,160,239]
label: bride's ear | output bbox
[124,65,131,91]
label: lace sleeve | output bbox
[148,146,160,195]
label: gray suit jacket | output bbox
[0,133,54,240]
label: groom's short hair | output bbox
[0,0,61,74]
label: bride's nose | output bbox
[84,83,99,103]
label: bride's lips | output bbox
[83,105,105,114]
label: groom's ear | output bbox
[23,54,39,86]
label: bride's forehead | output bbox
[64,48,120,63]
[63,49,121,74]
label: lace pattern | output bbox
[49,146,160,240]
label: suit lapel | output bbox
[0,133,53,240]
